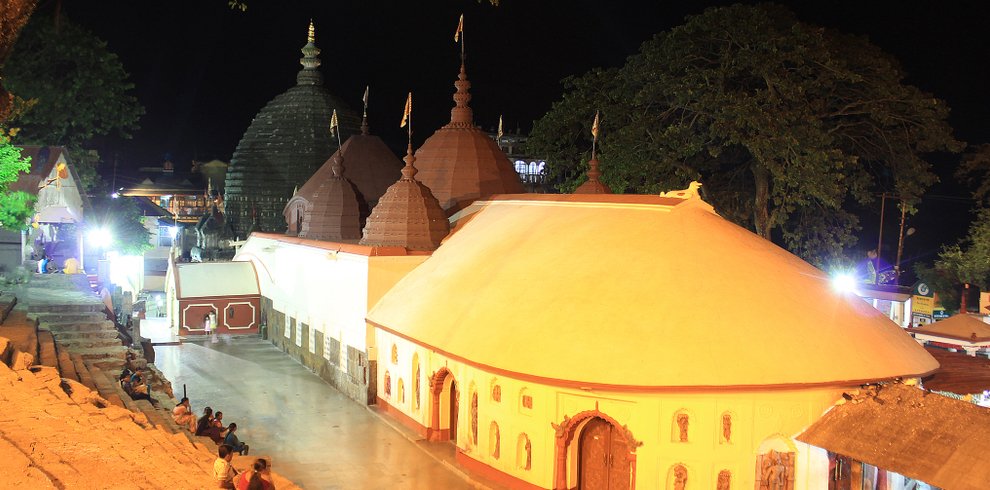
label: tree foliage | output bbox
[0,0,38,122]
[4,15,143,192]
[5,15,144,147]
[88,197,154,256]
[0,133,35,230]
[916,207,990,313]
[529,3,962,267]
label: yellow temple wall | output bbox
[376,329,843,490]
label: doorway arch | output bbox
[552,406,641,489]
[428,367,459,443]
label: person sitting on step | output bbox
[235,458,273,490]
[172,397,197,432]
[223,423,249,455]
[213,444,238,489]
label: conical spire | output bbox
[298,19,323,85]
[448,62,473,127]
[360,144,450,251]
[574,156,612,194]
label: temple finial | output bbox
[330,154,344,179]
[449,62,473,126]
[401,143,418,181]
[298,19,322,85]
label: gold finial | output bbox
[307,19,315,43]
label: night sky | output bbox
[44,0,990,265]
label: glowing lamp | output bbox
[831,272,858,293]
[88,228,112,248]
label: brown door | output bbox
[449,380,458,442]
[828,453,852,490]
[579,417,630,490]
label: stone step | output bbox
[70,345,128,362]
[69,354,98,392]
[49,329,119,341]
[55,348,78,382]
[0,337,11,367]
[53,336,123,350]
[28,303,104,314]
[32,312,108,324]
[36,331,57,368]
[39,320,116,333]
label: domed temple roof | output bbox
[224,21,361,238]
[367,188,938,389]
[411,64,523,214]
[284,154,362,242]
[359,145,449,251]
[300,120,402,221]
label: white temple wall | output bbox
[235,235,427,404]
[377,329,844,490]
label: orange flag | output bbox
[591,111,600,140]
[400,92,412,128]
[454,14,464,42]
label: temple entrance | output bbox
[428,368,459,442]
[578,417,630,490]
[449,380,458,443]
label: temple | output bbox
[223,21,361,237]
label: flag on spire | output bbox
[400,92,412,128]
[454,14,464,42]
[362,86,370,109]
[497,115,504,139]
[591,111,600,140]
[329,109,339,132]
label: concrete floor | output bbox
[154,335,476,490]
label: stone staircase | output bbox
[0,339,220,488]
[0,283,300,489]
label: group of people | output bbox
[214,445,275,489]
[171,399,250,456]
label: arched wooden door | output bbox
[578,417,630,490]
[449,380,459,442]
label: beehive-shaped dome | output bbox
[411,64,523,215]
[360,145,450,251]
[284,154,362,241]
[224,22,360,238]
[368,188,938,389]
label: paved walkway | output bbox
[154,335,477,490]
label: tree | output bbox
[916,207,990,313]
[88,197,154,256]
[919,144,990,312]
[0,0,38,122]
[4,15,144,191]
[529,4,962,267]
[0,133,35,230]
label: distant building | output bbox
[0,146,90,274]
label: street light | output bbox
[87,228,112,249]
[831,272,858,294]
